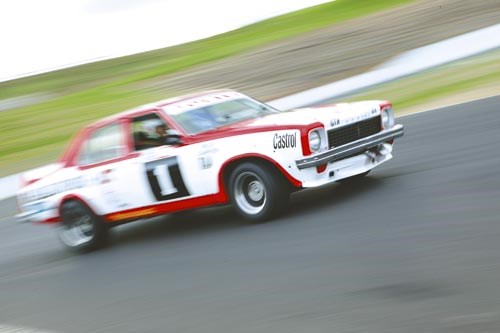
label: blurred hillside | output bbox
[1,0,500,176]
[138,0,500,100]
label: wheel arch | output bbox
[57,193,109,252]
[218,154,302,198]
[58,194,99,220]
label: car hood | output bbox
[251,101,382,127]
[187,101,383,143]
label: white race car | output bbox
[16,90,404,251]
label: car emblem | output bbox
[330,118,340,126]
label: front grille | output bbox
[327,116,381,148]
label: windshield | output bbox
[166,98,277,135]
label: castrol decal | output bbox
[273,132,297,149]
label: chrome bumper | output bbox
[296,124,404,169]
[15,211,36,223]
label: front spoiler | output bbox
[296,124,404,169]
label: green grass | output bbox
[343,48,500,111]
[0,0,416,176]
[0,0,414,99]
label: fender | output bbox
[217,153,303,201]
[57,193,98,223]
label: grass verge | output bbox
[0,0,414,99]
[1,0,415,176]
[343,48,500,114]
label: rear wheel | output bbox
[229,162,289,222]
[58,200,108,252]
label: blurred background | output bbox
[1,0,500,332]
[1,0,499,177]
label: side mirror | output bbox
[164,129,183,145]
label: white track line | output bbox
[0,324,58,333]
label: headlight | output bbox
[309,130,321,152]
[381,108,395,128]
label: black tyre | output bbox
[228,162,290,222]
[58,200,108,252]
[337,170,370,183]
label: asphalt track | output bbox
[1,96,500,333]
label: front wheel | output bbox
[229,162,290,222]
[58,200,108,252]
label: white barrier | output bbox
[0,174,20,201]
[1,24,500,200]
[269,24,500,110]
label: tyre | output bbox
[228,162,290,222]
[58,200,108,252]
[337,170,370,183]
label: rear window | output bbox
[77,123,126,165]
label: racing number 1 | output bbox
[145,157,190,201]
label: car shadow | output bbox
[111,176,384,248]
[110,205,240,247]
[286,176,384,217]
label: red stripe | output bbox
[300,123,324,156]
[38,216,61,224]
[379,101,392,110]
[43,193,227,225]
[104,193,227,223]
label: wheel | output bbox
[337,170,370,183]
[58,200,108,252]
[228,162,290,222]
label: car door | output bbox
[124,111,208,211]
[73,119,139,214]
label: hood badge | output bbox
[330,118,340,126]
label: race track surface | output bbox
[1,96,500,332]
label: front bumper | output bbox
[296,124,404,169]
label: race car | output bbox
[16,90,404,251]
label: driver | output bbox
[155,124,167,140]
[134,122,169,150]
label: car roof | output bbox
[88,89,237,129]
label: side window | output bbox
[132,113,169,151]
[77,123,126,165]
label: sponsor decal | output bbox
[198,145,217,169]
[107,207,158,221]
[331,112,378,128]
[20,176,86,204]
[273,132,297,149]
[19,171,111,204]
[199,156,213,169]
[145,156,190,201]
